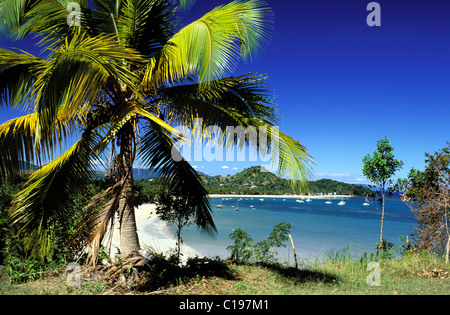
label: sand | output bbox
[108,203,202,262]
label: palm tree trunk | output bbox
[117,121,141,259]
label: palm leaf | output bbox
[8,129,99,258]
[139,123,216,236]
[155,72,313,191]
[117,0,175,55]
[159,73,277,127]
[0,0,34,39]
[275,132,314,192]
[15,0,107,46]
[237,113,314,191]
[176,0,195,11]
[0,48,47,110]
[0,110,79,180]
[72,179,125,265]
[156,0,272,85]
[31,29,142,143]
[0,113,38,179]
[148,70,313,191]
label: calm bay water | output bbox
[167,196,416,262]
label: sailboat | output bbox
[234,200,240,211]
[363,195,370,206]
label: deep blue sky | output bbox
[1,0,450,184]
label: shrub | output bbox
[227,228,254,263]
[227,222,293,265]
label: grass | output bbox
[0,272,106,295]
[1,250,449,295]
[171,254,449,295]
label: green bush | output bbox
[227,222,293,265]
[227,228,254,263]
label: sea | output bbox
[167,195,416,263]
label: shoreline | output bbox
[209,194,357,199]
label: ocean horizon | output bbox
[167,196,416,263]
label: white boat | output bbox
[363,202,370,206]
[306,198,312,202]
[215,204,224,209]
[325,200,332,204]
[296,199,304,203]
[338,201,346,206]
[259,198,264,201]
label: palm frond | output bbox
[0,110,79,180]
[139,123,216,236]
[32,28,142,142]
[117,0,175,55]
[0,48,47,110]
[72,180,125,265]
[136,106,182,138]
[0,0,34,39]
[154,72,313,191]
[274,131,314,192]
[16,0,107,47]
[159,73,278,127]
[176,0,195,11]
[0,113,38,179]
[236,113,314,191]
[15,0,70,42]
[156,0,272,85]
[8,130,99,258]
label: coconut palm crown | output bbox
[0,0,313,262]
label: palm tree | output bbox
[0,0,313,263]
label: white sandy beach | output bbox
[109,203,202,262]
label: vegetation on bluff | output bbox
[201,166,372,196]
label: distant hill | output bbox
[200,166,372,196]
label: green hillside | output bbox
[201,166,372,196]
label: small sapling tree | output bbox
[156,189,195,264]
[362,137,404,256]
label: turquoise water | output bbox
[167,196,416,262]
